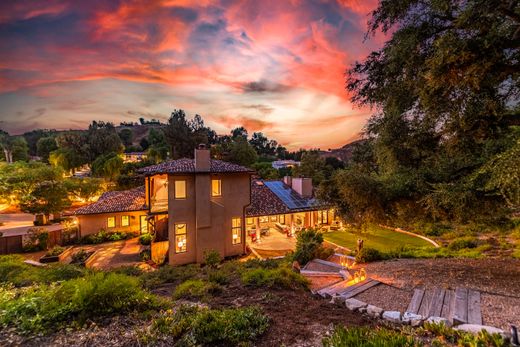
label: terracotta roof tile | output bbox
[138,158,252,175]
[72,186,147,215]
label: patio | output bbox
[248,227,297,258]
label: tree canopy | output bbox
[321,0,520,225]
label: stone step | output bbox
[302,259,347,273]
[338,279,380,299]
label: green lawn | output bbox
[323,225,433,252]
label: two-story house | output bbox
[139,145,254,265]
[71,145,335,265]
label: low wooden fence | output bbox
[0,229,64,255]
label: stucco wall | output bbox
[167,172,251,265]
[77,210,147,237]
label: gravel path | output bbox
[353,284,413,313]
[357,258,520,330]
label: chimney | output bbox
[292,177,313,198]
[195,144,210,172]
[283,176,292,186]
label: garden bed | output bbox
[70,249,97,267]
[39,246,74,263]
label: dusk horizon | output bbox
[0,0,383,150]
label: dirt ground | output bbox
[3,284,373,347]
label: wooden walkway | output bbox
[406,287,482,325]
[317,278,380,298]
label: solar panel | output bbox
[264,181,320,210]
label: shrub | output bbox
[206,268,230,285]
[448,237,479,251]
[0,272,156,333]
[173,279,220,300]
[71,249,91,264]
[243,258,280,269]
[241,266,308,289]
[46,246,66,257]
[422,322,507,347]
[80,229,135,244]
[140,264,200,288]
[139,233,152,245]
[355,247,386,263]
[144,305,269,346]
[140,249,151,261]
[112,265,144,277]
[292,228,330,265]
[203,249,221,268]
[22,228,49,252]
[322,326,418,347]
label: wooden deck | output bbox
[406,287,482,325]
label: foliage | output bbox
[71,249,91,264]
[0,161,64,205]
[203,249,221,268]
[322,326,418,347]
[64,177,104,202]
[293,151,330,185]
[118,128,134,147]
[292,228,332,265]
[422,322,508,347]
[227,137,258,167]
[19,180,71,216]
[163,110,216,159]
[172,279,221,300]
[251,161,279,179]
[241,266,308,289]
[140,249,151,261]
[447,237,479,251]
[22,227,49,252]
[91,152,124,180]
[86,121,124,160]
[0,272,155,334]
[142,305,269,346]
[46,246,66,257]
[139,233,152,245]
[355,247,386,263]
[79,229,136,244]
[140,264,200,288]
[322,0,520,226]
[0,255,86,287]
[36,136,57,163]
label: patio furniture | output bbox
[275,222,289,233]
[260,227,270,236]
[329,221,341,231]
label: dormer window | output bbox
[211,179,222,197]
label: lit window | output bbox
[211,179,222,197]
[175,180,186,199]
[107,217,116,228]
[175,223,187,253]
[121,215,130,227]
[279,215,285,224]
[246,217,254,225]
[318,210,328,224]
[270,215,277,222]
[259,216,268,223]
[232,218,241,244]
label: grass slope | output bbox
[324,225,433,252]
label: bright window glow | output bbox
[246,217,254,225]
[211,179,222,197]
[175,223,187,253]
[107,217,115,228]
[121,215,130,227]
[232,217,241,244]
[175,180,186,199]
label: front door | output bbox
[140,215,148,234]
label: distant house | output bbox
[271,160,300,169]
[72,146,335,265]
[123,152,147,163]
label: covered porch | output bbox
[246,209,337,257]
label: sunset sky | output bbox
[0,0,383,150]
